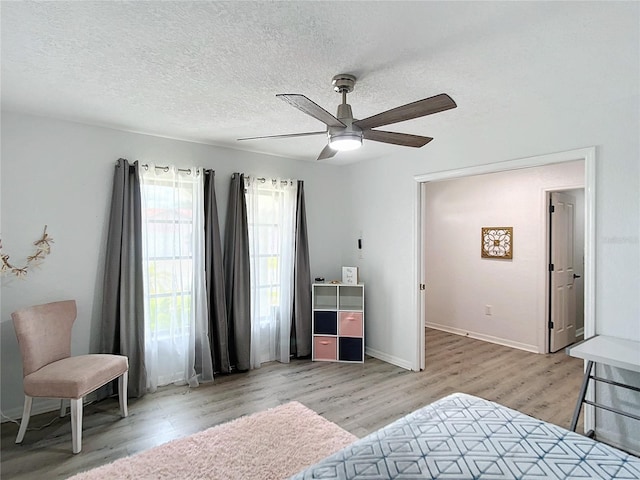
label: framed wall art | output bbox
[342,266,359,285]
[481,227,513,259]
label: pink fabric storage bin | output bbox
[338,312,363,337]
[314,336,337,360]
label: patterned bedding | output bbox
[291,392,640,479]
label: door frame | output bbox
[413,146,596,430]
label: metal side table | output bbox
[567,335,640,436]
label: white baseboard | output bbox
[365,346,413,371]
[2,399,60,423]
[426,323,540,354]
[1,392,99,423]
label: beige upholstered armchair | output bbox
[12,300,129,454]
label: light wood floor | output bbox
[1,329,584,479]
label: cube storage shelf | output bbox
[312,283,364,363]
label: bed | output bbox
[290,393,640,479]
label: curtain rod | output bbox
[243,174,295,186]
[141,164,197,175]
[117,161,208,176]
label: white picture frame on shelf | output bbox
[342,266,359,285]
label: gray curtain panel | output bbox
[204,170,231,374]
[291,180,312,357]
[100,158,147,398]
[223,173,251,371]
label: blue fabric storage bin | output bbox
[314,311,337,335]
[339,337,363,361]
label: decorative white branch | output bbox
[0,226,54,278]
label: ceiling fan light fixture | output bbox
[328,132,362,151]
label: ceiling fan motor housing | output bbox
[328,100,363,151]
[328,76,363,150]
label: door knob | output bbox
[573,274,581,279]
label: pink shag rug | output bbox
[67,401,357,480]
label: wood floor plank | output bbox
[0,328,584,479]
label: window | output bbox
[139,166,212,391]
[245,178,297,367]
[250,189,283,326]
[143,179,194,340]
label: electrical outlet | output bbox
[485,305,492,316]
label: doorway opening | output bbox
[414,147,595,372]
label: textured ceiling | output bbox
[1,1,637,164]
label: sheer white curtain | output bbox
[139,165,213,392]
[245,177,297,368]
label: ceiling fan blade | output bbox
[317,144,337,161]
[354,93,456,130]
[277,94,346,128]
[363,130,433,148]
[237,131,326,141]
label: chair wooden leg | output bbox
[70,398,83,454]
[60,399,67,417]
[119,371,129,418]
[15,396,33,444]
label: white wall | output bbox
[423,162,584,353]
[0,112,347,418]
[343,100,640,450]
[340,92,639,451]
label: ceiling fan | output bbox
[238,74,457,160]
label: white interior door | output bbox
[549,191,577,353]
